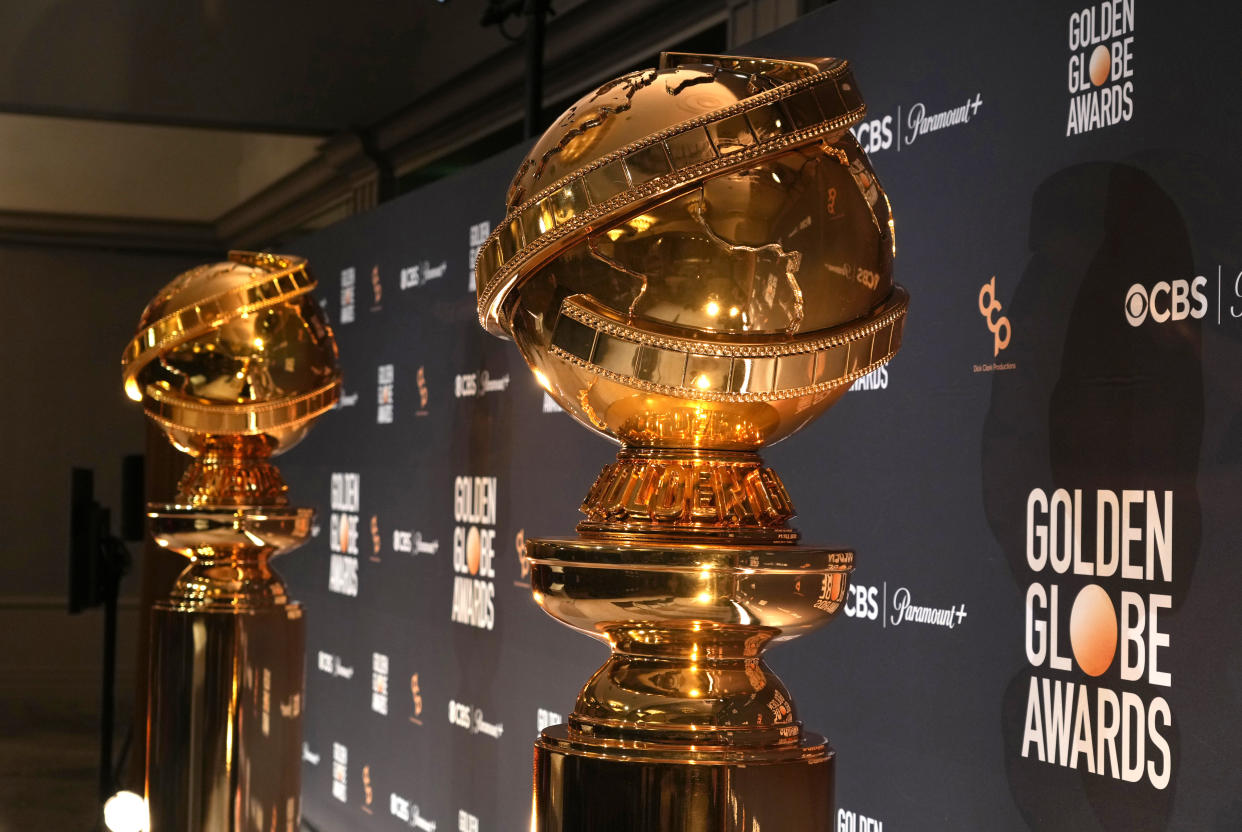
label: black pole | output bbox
[524,0,548,139]
[98,512,119,802]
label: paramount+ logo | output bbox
[1123,277,1207,327]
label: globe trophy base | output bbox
[533,725,834,832]
[145,504,312,832]
[527,531,851,832]
[146,602,304,832]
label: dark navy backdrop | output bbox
[279,1,1242,828]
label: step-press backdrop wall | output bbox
[277,0,1242,829]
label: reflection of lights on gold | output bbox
[728,306,739,317]
[532,590,545,605]
[694,374,711,390]
[253,337,264,350]
[696,591,712,603]
[124,378,143,402]
[606,229,625,242]
[689,689,701,698]
[628,214,655,233]
[705,301,720,316]
[103,790,149,832]
[532,368,552,392]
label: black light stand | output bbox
[481,0,554,138]
[69,458,142,803]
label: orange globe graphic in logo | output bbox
[467,526,481,575]
[1069,584,1118,677]
[1090,44,1112,87]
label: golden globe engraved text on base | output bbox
[122,252,340,831]
[475,54,907,830]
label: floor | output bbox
[0,694,110,832]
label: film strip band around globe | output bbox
[476,53,872,335]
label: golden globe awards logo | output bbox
[340,267,356,324]
[329,472,361,596]
[1065,0,1135,136]
[1020,487,1173,789]
[466,221,490,292]
[849,361,889,392]
[371,652,389,715]
[451,476,498,629]
[378,364,395,424]
[331,742,349,802]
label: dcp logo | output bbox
[978,276,1011,356]
[1124,277,1207,327]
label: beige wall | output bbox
[0,244,195,725]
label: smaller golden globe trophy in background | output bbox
[122,251,339,830]
[477,53,907,830]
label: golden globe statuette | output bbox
[475,54,906,830]
[122,252,340,830]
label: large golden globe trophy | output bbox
[122,252,340,830]
[476,54,906,830]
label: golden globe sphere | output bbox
[122,251,340,459]
[476,53,907,452]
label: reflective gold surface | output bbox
[123,251,338,831]
[477,53,905,831]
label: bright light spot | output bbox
[532,369,552,392]
[694,375,711,390]
[103,790,149,832]
[253,337,264,350]
[124,378,143,402]
[606,229,625,241]
[728,306,739,317]
[628,214,655,233]
[705,301,720,316]
[689,688,701,698]
[696,591,712,603]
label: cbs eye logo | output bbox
[1124,277,1208,327]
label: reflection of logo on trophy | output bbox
[515,528,530,579]
[409,673,423,725]
[362,764,374,813]
[475,53,905,830]
[371,514,382,561]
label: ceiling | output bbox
[0,0,587,132]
